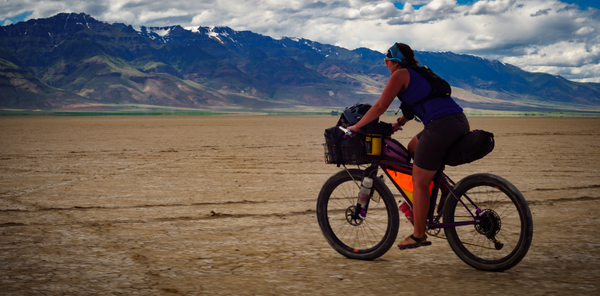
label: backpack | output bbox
[443,130,495,166]
[397,66,452,120]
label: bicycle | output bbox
[317,127,533,272]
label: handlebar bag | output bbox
[443,130,494,166]
[364,122,393,156]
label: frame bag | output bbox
[443,130,495,166]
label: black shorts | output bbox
[414,112,470,171]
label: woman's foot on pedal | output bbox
[398,234,432,250]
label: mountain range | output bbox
[1,12,600,113]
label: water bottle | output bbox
[357,177,373,207]
[399,202,414,224]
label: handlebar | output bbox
[338,126,355,137]
[339,124,403,137]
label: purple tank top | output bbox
[400,68,463,125]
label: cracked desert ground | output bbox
[1,115,599,295]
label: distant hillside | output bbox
[1,12,599,112]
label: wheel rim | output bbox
[325,178,392,253]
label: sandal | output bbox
[398,234,432,250]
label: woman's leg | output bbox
[408,135,449,212]
[398,164,437,245]
[407,135,418,157]
[401,135,437,245]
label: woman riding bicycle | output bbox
[347,43,470,249]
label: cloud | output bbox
[303,1,328,9]
[359,2,398,19]
[397,0,432,5]
[530,8,552,16]
[3,20,13,26]
[501,36,600,82]
[503,39,600,67]
[469,0,517,15]
[389,0,463,24]
[137,8,190,24]
[557,3,579,12]
[575,26,596,35]
[520,64,600,83]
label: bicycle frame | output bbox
[352,148,484,230]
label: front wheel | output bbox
[443,173,533,271]
[317,169,399,260]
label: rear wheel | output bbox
[317,169,399,260]
[443,173,533,271]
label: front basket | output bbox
[323,143,372,165]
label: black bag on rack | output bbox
[443,130,495,166]
[323,126,371,166]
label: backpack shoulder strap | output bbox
[397,66,452,107]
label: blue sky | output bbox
[1,0,600,83]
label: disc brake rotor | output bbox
[475,209,501,237]
[475,209,504,250]
[345,205,364,226]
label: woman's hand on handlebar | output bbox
[392,115,409,134]
[392,121,403,134]
[347,125,361,136]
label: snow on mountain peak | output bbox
[206,27,224,44]
[184,26,200,33]
[150,27,172,37]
